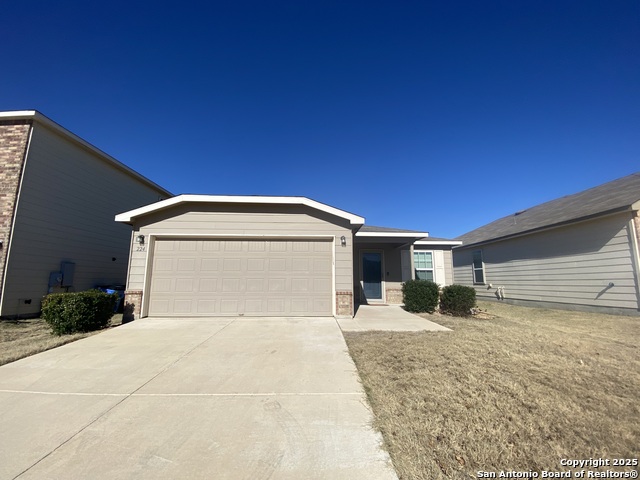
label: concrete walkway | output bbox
[337,304,451,332]
[0,317,397,480]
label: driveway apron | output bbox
[0,317,397,480]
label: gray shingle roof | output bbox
[457,172,640,247]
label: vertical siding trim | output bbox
[332,235,336,316]
[140,235,155,318]
[628,216,640,310]
[0,124,33,314]
[125,231,134,290]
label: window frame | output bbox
[472,249,486,284]
[413,250,435,282]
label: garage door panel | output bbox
[220,299,239,314]
[198,278,218,292]
[201,258,219,271]
[148,239,333,317]
[246,278,264,292]
[196,299,217,314]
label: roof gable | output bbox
[457,172,640,247]
[115,194,365,225]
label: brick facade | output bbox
[123,290,143,322]
[335,290,353,317]
[385,288,403,305]
[0,121,31,299]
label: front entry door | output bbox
[362,252,383,301]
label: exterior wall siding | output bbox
[1,122,168,317]
[0,121,31,312]
[127,203,354,315]
[443,249,453,285]
[453,213,640,312]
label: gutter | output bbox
[454,205,637,249]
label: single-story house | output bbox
[0,111,171,318]
[453,172,640,315]
[115,195,461,318]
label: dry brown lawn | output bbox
[344,301,640,479]
[0,314,123,366]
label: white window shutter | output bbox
[434,250,446,285]
[401,249,411,282]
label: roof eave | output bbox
[115,194,366,226]
[414,240,463,246]
[454,205,636,249]
[355,231,430,238]
[0,110,172,197]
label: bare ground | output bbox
[0,314,123,366]
[344,301,640,479]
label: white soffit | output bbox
[414,239,463,246]
[355,231,431,238]
[115,194,365,225]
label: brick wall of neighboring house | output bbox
[0,120,32,299]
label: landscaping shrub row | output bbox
[402,280,476,316]
[41,290,118,335]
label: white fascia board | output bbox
[0,110,37,119]
[355,231,430,238]
[115,194,365,225]
[0,110,172,197]
[414,240,463,246]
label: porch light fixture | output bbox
[340,236,346,247]
[136,235,145,245]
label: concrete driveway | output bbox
[0,317,397,480]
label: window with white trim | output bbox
[472,250,485,284]
[414,251,434,281]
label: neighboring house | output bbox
[453,173,640,315]
[0,111,171,318]
[115,195,460,318]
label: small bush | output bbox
[402,279,440,313]
[42,290,118,335]
[440,284,476,316]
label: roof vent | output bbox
[514,209,527,216]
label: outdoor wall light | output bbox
[340,236,346,247]
[136,235,145,245]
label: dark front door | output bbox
[362,252,383,301]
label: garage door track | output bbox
[0,317,397,479]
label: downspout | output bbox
[628,214,640,312]
[0,123,34,316]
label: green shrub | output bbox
[42,290,118,335]
[440,284,477,316]
[402,279,440,313]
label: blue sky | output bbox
[1,1,638,238]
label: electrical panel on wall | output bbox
[61,262,75,287]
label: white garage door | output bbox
[147,238,333,316]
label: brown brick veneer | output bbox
[385,288,403,304]
[336,291,353,316]
[0,121,31,299]
[123,290,143,322]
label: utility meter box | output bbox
[61,262,75,287]
[48,271,63,289]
